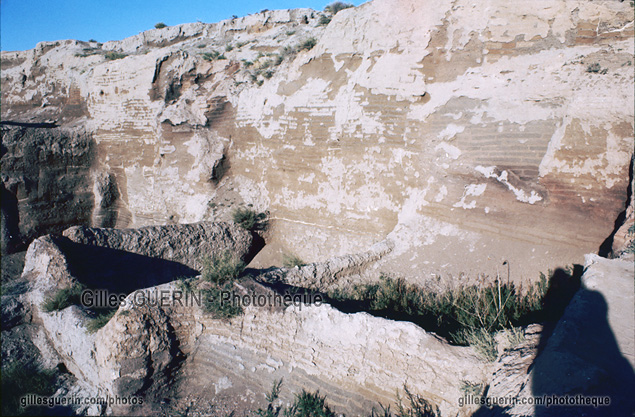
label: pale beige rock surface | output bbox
[2,0,633,284]
[22,224,491,416]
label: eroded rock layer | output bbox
[2,0,633,281]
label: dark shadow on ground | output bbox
[531,284,635,417]
[473,267,635,416]
[54,236,199,294]
[533,267,582,357]
[260,267,582,346]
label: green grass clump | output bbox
[283,253,305,268]
[256,380,439,417]
[155,22,167,29]
[104,51,127,60]
[202,282,243,318]
[287,390,336,417]
[202,51,226,61]
[329,273,548,352]
[586,62,607,74]
[1,362,58,416]
[454,328,498,362]
[232,207,267,231]
[318,15,332,26]
[86,309,117,333]
[256,380,335,417]
[202,251,245,285]
[460,381,483,397]
[198,252,246,319]
[41,284,84,312]
[299,38,317,51]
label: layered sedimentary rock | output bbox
[62,221,258,270]
[22,223,489,416]
[20,222,257,412]
[2,0,633,282]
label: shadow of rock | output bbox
[54,236,198,294]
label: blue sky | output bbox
[1,0,364,52]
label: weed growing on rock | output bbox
[283,253,306,268]
[256,379,283,417]
[503,326,526,349]
[318,15,332,26]
[198,252,246,318]
[202,251,245,285]
[586,62,607,74]
[202,51,226,61]
[454,328,498,362]
[86,309,117,333]
[328,273,548,353]
[202,282,243,318]
[395,385,441,417]
[460,381,483,397]
[299,38,317,51]
[232,207,267,231]
[104,51,127,60]
[256,379,336,417]
[287,389,336,417]
[155,22,167,29]
[255,380,439,417]
[42,284,84,312]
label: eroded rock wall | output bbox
[22,227,489,416]
[2,0,633,282]
[0,127,98,252]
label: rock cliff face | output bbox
[2,0,633,283]
[20,223,490,416]
[19,221,635,416]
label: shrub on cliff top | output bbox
[155,22,167,29]
[324,2,354,14]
